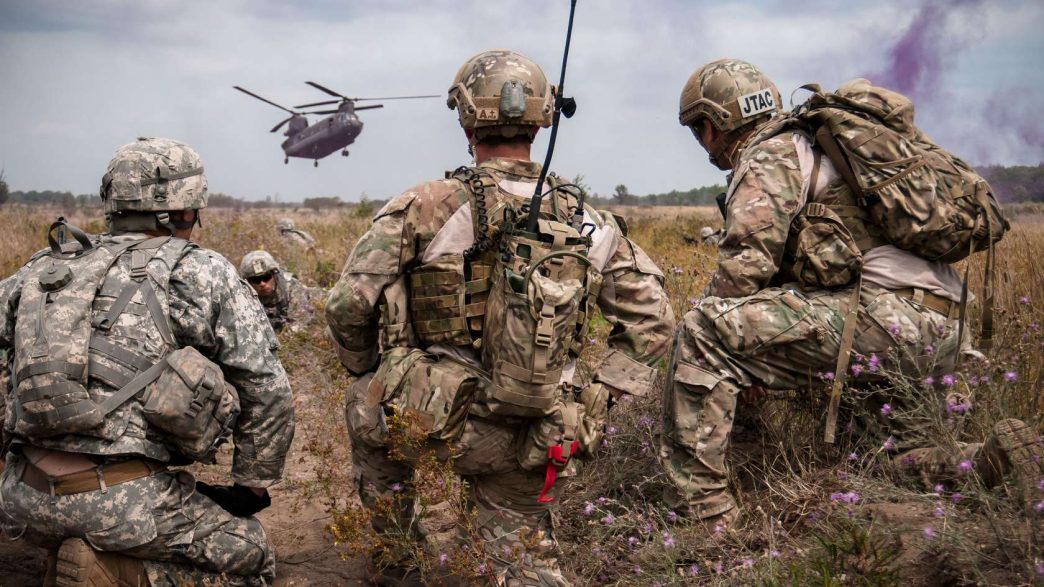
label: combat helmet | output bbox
[678,59,781,134]
[276,218,295,232]
[240,250,280,279]
[447,49,554,142]
[100,137,207,233]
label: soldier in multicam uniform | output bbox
[0,138,295,586]
[240,250,321,334]
[326,50,674,586]
[662,59,1044,529]
[276,218,317,250]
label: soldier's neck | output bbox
[474,142,532,165]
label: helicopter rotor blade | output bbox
[294,99,341,109]
[354,104,385,111]
[305,110,341,115]
[234,86,296,114]
[354,95,441,101]
[270,116,293,133]
[305,81,349,100]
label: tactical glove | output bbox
[195,482,272,517]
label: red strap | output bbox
[537,441,578,503]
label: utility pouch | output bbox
[482,218,592,418]
[141,347,240,462]
[575,383,609,458]
[516,399,583,503]
[786,202,864,289]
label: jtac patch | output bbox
[477,108,499,121]
[737,89,775,119]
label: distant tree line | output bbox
[979,165,1044,203]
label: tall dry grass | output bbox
[2,203,1042,584]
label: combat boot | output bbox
[55,538,147,587]
[977,418,1044,502]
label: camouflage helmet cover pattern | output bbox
[679,59,782,133]
[240,250,280,278]
[276,218,295,231]
[100,137,208,213]
[447,49,554,140]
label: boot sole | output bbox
[992,418,1044,499]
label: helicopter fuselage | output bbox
[281,112,363,160]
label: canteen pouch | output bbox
[517,399,584,503]
[141,346,240,462]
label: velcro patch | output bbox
[476,108,499,121]
[737,89,776,118]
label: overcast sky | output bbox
[1,0,1042,202]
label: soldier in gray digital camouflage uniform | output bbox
[662,59,1043,529]
[327,50,675,586]
[240,250,321,334]
[0,138,295,586]
[276,218,317,250]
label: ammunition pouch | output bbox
[141,346,240,462]
[786,202,865,289]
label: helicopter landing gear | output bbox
[284,156,288,165]
[341,149,349,157]
[313,160,319,168]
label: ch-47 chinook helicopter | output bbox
[234,82,438,167]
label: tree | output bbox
[0,169,8,206]
[613,184,633,205]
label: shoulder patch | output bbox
[738,89,776,119]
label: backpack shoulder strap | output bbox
[452,166,500,262]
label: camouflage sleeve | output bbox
[594,218,676,397]
[0,268,25,351]
[706,135,805,298]
[325,192,417,375]
[169,250,295,487]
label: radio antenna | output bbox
[525,0,579,234]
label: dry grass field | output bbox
[0,203,1042,585]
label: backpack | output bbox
[793,78,1009,263]
[11,220,237,458]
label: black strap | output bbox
[138,166,204,186]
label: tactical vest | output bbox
[406,167,601,417]
[11,223,193,458]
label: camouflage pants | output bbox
[0,453,275,586]
[660,283,971,519]
[348,379,570,587]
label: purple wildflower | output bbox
[848,452,859,462]
[638,416,654,428]
[880,403,892,416]
[883,436,896,452]
[1035,501,1044,513]
[820,371,835,381]
[770,549,781,558]
[851,363,864,377]
[438,553,449,566]
[742,557,754,569]
[923,376,936,387]
[933,506,945,517]
[959,459,974,473]
[830,491,861,504]
[601,514,615,525]
[632,565,642,575]
[390,482,404,492]
[628,536,639,548]
[923,526,935,540]
[934,483,945,493]
[1004,371,1018,382]
[596,496,608,505]
[662,532,676,548]
[583,502,595,516]
[606,426,618,436]
[941,374,956,387]
[867,353,881,373]
[643,521,654,534]
[688,564,700,576]
[924,344,934,355]
[671,266,683,274]
[1038,478,1044,491]
[666,510,678,523]
[888,323,901,336]
[714,561,724,574]
[640,441,650,454]
[477,563,488,575]
[1019,295,1030,305]
[951,492,963,503]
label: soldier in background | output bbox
[240,250,322,334]
[327,50,675,585]
[661,59,1042,530]
[0,138,295,586]
[276,218,317,250]
[699,226,720,245]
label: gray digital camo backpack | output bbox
[11,220,238,459]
